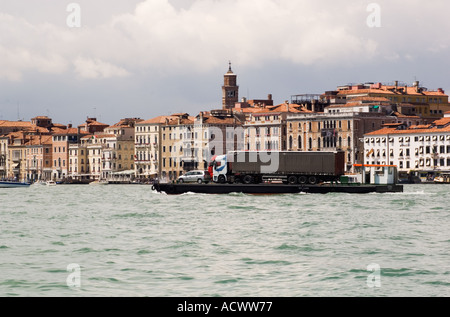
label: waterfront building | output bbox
[68,142,90,181]
[52,128,88,180]
[103,118,142,181]
[0,135,9,179]
[187,111,243,172]
[364,118,450,180]
[244,102,308,152]
[25,135,53,181]
[78,134,114,181]
[5,132,28,181]
[335,81,449,120]
[135,115,182,180]
[160,114,195,182]
[286,101,398,172]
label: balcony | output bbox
[135,143,151,148]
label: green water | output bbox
[0,184,449,296]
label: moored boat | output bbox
[89,179,109,185]
[0,181,31,188]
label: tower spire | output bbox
[222,61,238,109]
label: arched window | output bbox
[289,136,293,150]
[298,136,302,150]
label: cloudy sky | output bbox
[1,0,449,125]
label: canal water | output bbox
[0,184,449,297]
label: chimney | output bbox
[394,81,398,92]
[414,81,420,93]
[268,94,272,100]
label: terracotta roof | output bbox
[392,112,420,119]
[26,135,52,146]
[240,103,307,115]
[108,118,144,128]
[78,119,109,128]
[0,120,33,128]
[199,115,238,125]
[93,134,116,139]
[138,115,178,125]
[433,117,450,126]
[166,117,195,126]
[366,118,450,135]
[423,91,448,96]
[53,128,85,136]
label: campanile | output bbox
[222,62,239,110]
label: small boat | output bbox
[89,179,109,185]
[434,174,450,184]
[0,181,31,188]
[46,181,57,186]
[32,181,47,186]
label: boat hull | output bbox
[0,181,31,188]
[152,183,403,195]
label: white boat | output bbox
[0,181,31,188]
[46,181,57,186]
[33,181,47,186]
[434,174,450,184]
[89,180,109,185]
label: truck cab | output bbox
[209,155,229,183]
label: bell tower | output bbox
[222,61,239,110]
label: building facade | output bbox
[287,104,398,172]
[364,118,450,180]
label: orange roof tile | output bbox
[0,120,33,128]
[53,128,86,136]
[138,115,178,125]
[366,118,450,136]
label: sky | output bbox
[1,0,450,126]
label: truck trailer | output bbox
[209,151,345,185]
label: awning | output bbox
[111,170,135,175]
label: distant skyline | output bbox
[1,0,450,125]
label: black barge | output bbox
[152,183,404,195]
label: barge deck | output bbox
[153,183,403,195]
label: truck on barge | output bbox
[209,151,345,185]
[152,152,403,195]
